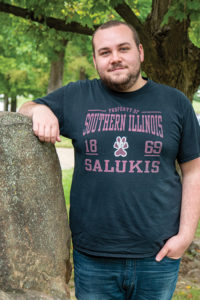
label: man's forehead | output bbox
[93,25,134,49]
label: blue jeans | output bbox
[73,249,181,300]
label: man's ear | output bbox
[139,44,144,63]
[93,54,97,69]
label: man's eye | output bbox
[100,51,110,56]
[120,47,129,52]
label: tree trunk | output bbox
[47,40,68,94]
[4,94,9,111]
[142,19,200,102]
[10,96,16,112]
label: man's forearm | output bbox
[178,158,200,242]
[18,101,40,118]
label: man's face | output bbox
[93,25,144,92]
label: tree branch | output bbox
[147,0,172,33]
[0,2,95,36]
[112,1,148,43]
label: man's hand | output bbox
[155,234,191,262]
[19,102,61,144]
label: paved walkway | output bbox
[56,147,74,170]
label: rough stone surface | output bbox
[0,290,66,300]
[0,112,71,300]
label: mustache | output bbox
[108,63,127,72]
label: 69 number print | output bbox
[144,141,162,156]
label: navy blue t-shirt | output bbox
[34,79,200,258]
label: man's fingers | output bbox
[44,126,52,143]
[37,125,59,144]
[56,126,61,142]
[32,121,39,136]
[32,118,46,142]
[50,125,60,144]
[37,124,46,142]
[155,246,169,262]
[56,134,61,142]
[31,106,60,144]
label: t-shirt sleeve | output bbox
[33,86,65,135]
[177,95,200,164]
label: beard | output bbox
[97,63,141,92]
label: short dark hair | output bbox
[92,20,141,54]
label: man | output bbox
[19,20,200,300]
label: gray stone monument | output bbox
[0,112,71,300]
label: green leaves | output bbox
[0,0,200,102]
[189,20,200,47]
[64,37,97,83]
[0,13,50,97]
[163,0,200,24]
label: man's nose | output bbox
[110,51,122,63]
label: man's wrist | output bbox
[176,231,194,247]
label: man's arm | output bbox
[156,157,200,261]
[19,101,61,144]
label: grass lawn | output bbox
[173,288,200,299]
[62,169,73,210]
[195,222,200,238]
[55,136,73,148]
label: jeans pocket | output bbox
[165,256,181,262]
